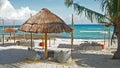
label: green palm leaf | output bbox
[73,3,106,23]
[65,0,106,23]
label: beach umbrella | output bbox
[2,26,17,43]
[19,8,72,58]
[3,26,17,33]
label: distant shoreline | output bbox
[0,24,114,39]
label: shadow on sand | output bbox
[0,43,15,47]
[0,49,29,64]
[71,49,120,68]
[56,43,120,68]
[57,44,78,49]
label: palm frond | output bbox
[101,0,120,23]
[64,0,73,7]
[73,3,106,23]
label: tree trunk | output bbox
[112,24,120,59]
[112,32,120,59]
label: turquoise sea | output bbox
[0,24,114,39]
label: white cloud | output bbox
[0,0,37,20]
[0,0,96,25]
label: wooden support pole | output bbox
[108,26,111,47]
[13,21,16,44]
[104,25,106,45]
[14,33,16,44]
[71,14,74,49]
[30,32,33,49]
[10,32,11,41]
[54,38,55,44]
[45,33,48,59]
[49,38,51,47]
[2,19,4,45]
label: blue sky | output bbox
[0,0,102,25]
[10,0,67,11]
[10,0,101,12]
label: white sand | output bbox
[0,38,120,68]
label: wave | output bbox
[79,30,112,34]
[80,30,106,32]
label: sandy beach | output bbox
[0,38,119,68]
[1,0,120,68]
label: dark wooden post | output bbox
[71,14,74,49]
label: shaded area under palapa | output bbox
[6,34,67,40]
[2,26,18,44]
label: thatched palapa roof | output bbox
[19,8,72,58]
[3,26,17,33]
[19,8,72,33]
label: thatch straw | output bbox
[19,8,72,33]
[3,26,17,33]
